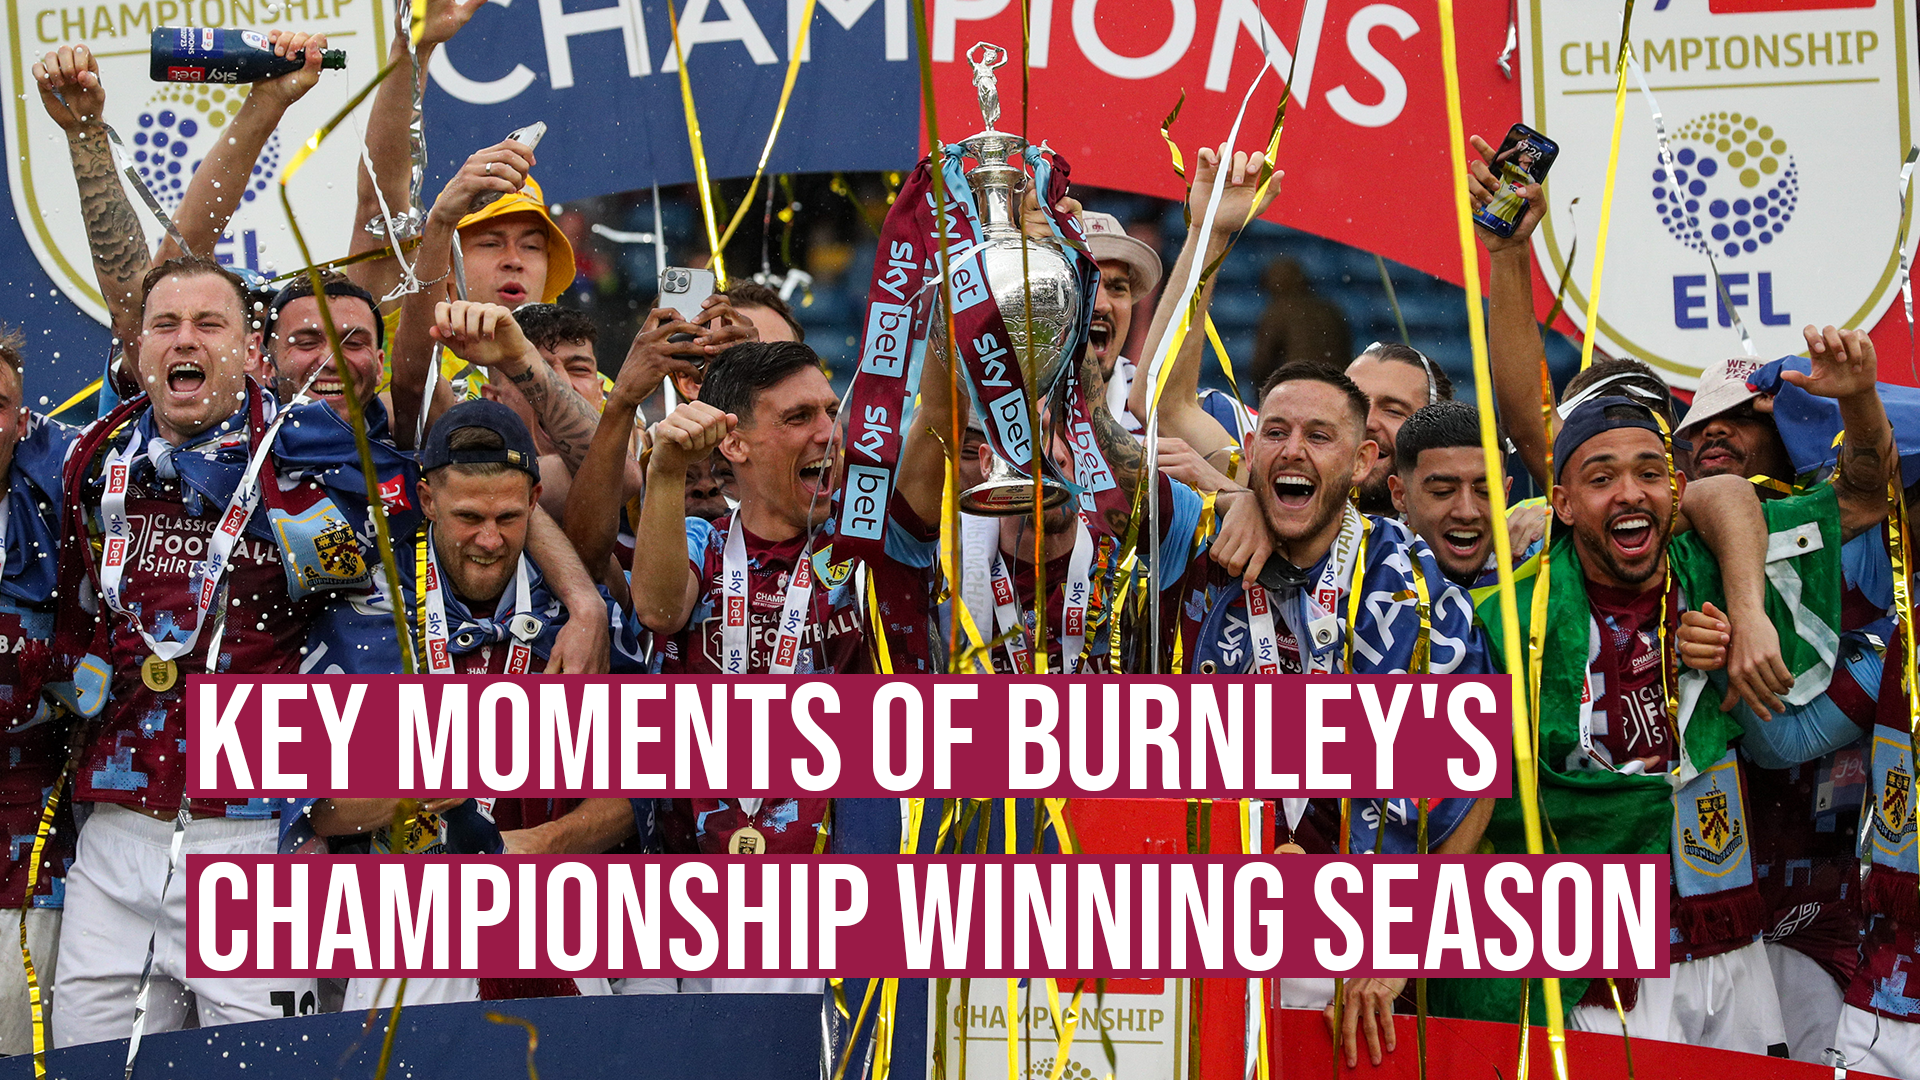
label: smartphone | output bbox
[1472,123,1559,238]
[506,121,547,152]
[659,266,718,322]
[469,122,548,213]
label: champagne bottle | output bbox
[149,28,345,84]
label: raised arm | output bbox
[34,47,146,349]
[895,321,960,529]
[346,0,487,301]
[1786,325,1894,541]
[1467,134,1553,488]
[157,30,331,263]
[1678,473,1793,719]
[632,401,734,634]
[525,505,609,672]
[1127,146,1277,461]
[564,309,707,574]
[389,139,535,440]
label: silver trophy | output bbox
[952,43,1084,516]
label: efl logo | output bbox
[1522,1,1912,387]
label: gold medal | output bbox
[140,654,179,692]
[728,826,767,854]
[1276,842,1306,855]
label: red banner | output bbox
[923,0,1916,382]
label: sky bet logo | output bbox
[1654,111,1796,333]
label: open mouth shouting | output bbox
[1607,511,1657,560]
[797,455,835,500]
[165,359,207,397]
[1271,473,1317,510]
[1439,527,1485,561]
[1087,317,1113,357]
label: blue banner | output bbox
[421,0,922,202]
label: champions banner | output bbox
[4,0,1914,391]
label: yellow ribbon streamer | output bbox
[16,754,70,1080]
[1579,1,1639,371]
[1435,6,1569,1080]
[663,0,728,286]
[713,0,819,253]
[279,56,418,675]
[47,377,103,419]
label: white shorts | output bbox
[1766,941,1845,1064]
[1569,941,1787,1056]
[0,907,60,1056]
[1832,1004,1920,1080]
[52,805,319,1048]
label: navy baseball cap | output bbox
[263,276,386,350]
[1553,396,1671,483]
[420,399,541,479]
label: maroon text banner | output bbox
[186,676,1512,799]
[185,854,1664,981]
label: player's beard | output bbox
[1354,468,1395,516]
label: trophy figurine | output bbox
[952,43,1087,516]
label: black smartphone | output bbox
[1473,123,1558,238]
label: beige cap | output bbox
[1677,356,1769,435]
[1080,211,1162,295]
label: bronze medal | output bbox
[1276,842,1307,855]
[140,654,179,692]
[728,826,767,854]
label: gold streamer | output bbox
[484,1013,542,1080]
[712,0,820,253]
[663,0,728,286]
[16,753,70,1080]
[1578,0,1639,371]
[1435,5,1569,1080]
[279,56,418,675]
[47,378,103,419]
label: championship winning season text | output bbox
[182,674,1669,981]
[185,856,1669,980]
[187,675,1513,798]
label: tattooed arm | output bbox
[35,47,146,348]
[428,300,604,472]
[1783,324,1893,541]
[1079,345,1148,538]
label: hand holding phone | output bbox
[1472,123,1558,239]
[468,122,548,214]
[659,267,718,343]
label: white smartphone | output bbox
[506,121,547,152]
[659,266,718,322]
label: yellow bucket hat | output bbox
[456,175,577,304]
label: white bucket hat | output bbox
[1080,211,1163,295]
[1677,356,1770,435]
